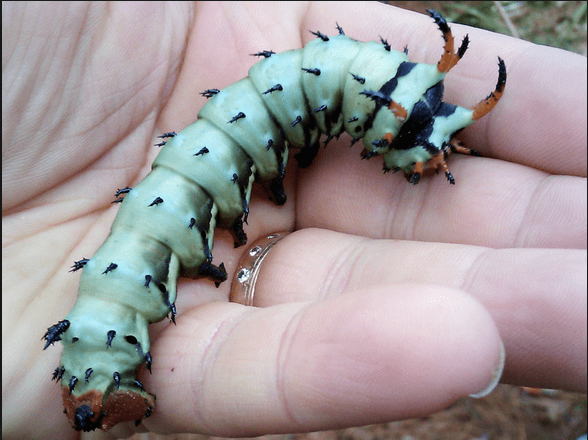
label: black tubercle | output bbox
[144,275,153,287]
[228,112,246,123]
[231,173,238,183]
[194,147,209,156]
[106,330,116,348]
[302,67,321,76]
[314,105,327,113]
[145,352,152,373]
[43,320,70,350]
[310,30,329,41]
[263,84,283,94]
[380,36,391,51]
[496,57,507,92]
[134,379,145,391]
[69,376,78,393]
[292,115,302,127]
[350,73,365,84]
[427,9,449,40]
[359,89,392,106]
[114,187,132,197]
[158,132,177,138]
[113,372,121,389]
[154,141,166,147]
[361,150,378,160]
[188,218,196,229]
[69,258,89,272]
[169,302,177,324]
[200,89,220,98]
[250,50,275,58]
[85,368,93,382]
[102,263,118,275]
[266,139,273,151]
[336,23,345,35]
[148,197,164,207]
[52,366,65,381]
[458,35,470,58]
[404,45,409,55]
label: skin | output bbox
[2,2,586,439]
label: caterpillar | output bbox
[43,10,506,432]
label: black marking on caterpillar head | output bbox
[251,50,275,58]
[336,22,344,35]
[106,330,116,348]
[148,197,163,207]
[200,89,219,98]
[350,73,365,84]
[102,263,118,274]
[302,67,321,76]
[69,258,89,272]
[113,372,121,389]
[310,30,329,41]
[194,147,209,156]
[379,36,391,51]
[43,320,70,349]
[263,84,283,94]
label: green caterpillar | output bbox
[43,10,506,431]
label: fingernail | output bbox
[469,338,505,398]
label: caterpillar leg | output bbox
[406,139,481,185]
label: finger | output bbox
[145,284,503,436]
[295,146,586,249]
[247,228,587,392]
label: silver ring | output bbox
[229,232,290,306]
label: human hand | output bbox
[2,2,586,439]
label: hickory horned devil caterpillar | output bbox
[43,10,506,431]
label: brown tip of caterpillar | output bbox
[62,387,155,431]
